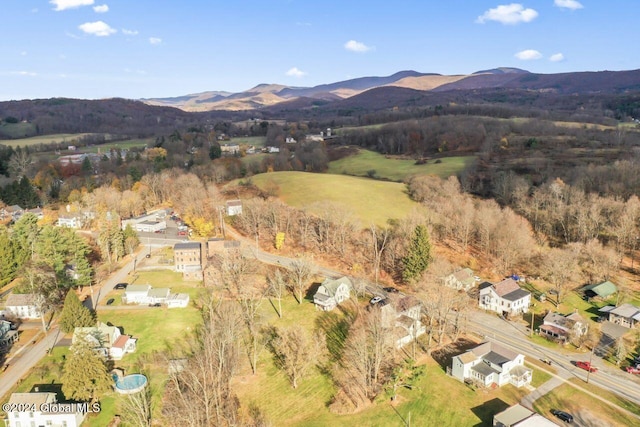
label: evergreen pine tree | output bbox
[61,333,112,402]
[59,291,96,333]
[402,225,432,282]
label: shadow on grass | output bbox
[304,282,321,302]
[470,397,509,427]
[431,337,480,371]
[314,304,357,361]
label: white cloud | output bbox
[476,3,538,25]
[12,71,37,77]
[122,29,139,36]
[78,21,116,37]
[344,40,373,53]
[93,4,109,13]
[50,0,94,11]
[554,0,583,10]
[149,37,162,45]
[549,53,565,62]
[286,67,307,78]
[515,49,543,60]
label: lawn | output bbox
[245,171,420,227]
[0,133,96,147]
[230,136,267,147]
[328,149,474,182]
[0,122,37,139]
[534,382,640,426]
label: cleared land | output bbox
[0,133,95,147]
[230,136,267,147]
[328,149,474,181]
[246,171,419,226]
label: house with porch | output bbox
[539,311,588,342]
[73,322,137,360]
[4,293,41,319]
[0,320,18,348]
[380,295,426,348]
[444,268,476,291]
[313,276,352,311]
[599,303,640,328]
[451,341,531,388]
[479,278,531,316]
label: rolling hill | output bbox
[141,68,640,112]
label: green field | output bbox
[230,136,267,147]
[0,122,37,139]
[246,171,419,226]
[0,133,96,147]
[328,149,474,181]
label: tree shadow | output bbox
[304,282,321,302]
[314,305,356,361]
[470,398,509,427]
[430,337,480,371]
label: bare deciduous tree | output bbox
[269,326,319,389]
[287,257,316,304]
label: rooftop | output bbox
[5,293,37,307]
[174,242,201,250]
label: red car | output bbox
[576,361,598,372]
[626,366,640,374]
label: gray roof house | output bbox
[493,403,557,427]
[540,311,588,342]
[4,293,41,319]
[479,278,531,316]
[599,303,640,328]
[451,341,531,388]
[313,276,352,311]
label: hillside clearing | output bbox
[245,171,419,226]
[328,148,474,181]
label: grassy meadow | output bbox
[328,149,474,181]
[0,133,95,147]
[246,171,419,226]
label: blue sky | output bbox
[1,0,639,101]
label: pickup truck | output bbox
[576,361,598,372]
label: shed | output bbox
[583,281,617,299]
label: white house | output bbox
[444,268,476,291]
[57,213,83,228]
[123,284,152,304]
[123,284,188,308]
[226,200,243,216]
[493,404,558,427]
[4,392,88,427]
[451,341,531,388]
[313,276,352,311]
[4,293,41,319]
[380,295,426,348]
[73,322,136,360]
[479,278,531,316]
[540,311,588,342]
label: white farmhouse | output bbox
[4,293,41,319]
[313,276,352,311]
[4,392,88,427]
[479,278,531,316]
[451,342,531,388]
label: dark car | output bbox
[149,303,162,307]
[383,287,399,293]
[551,409,574,423]
[114,283,128,290]
[106,298,115,305]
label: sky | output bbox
[1,0,639,101]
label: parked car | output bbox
[178,231,187,236]
[576,361,597,372]
[626,366,640,374]
[114,283,128,290]
[106,298,115,306]
[551,409,574,423]
[382,287,398,293]
[149,303,162,307]
[370,296,383,305]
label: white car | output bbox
[369,296,383,305]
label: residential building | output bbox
[583,280,617,300]
[380,295,426,348]
[444,268,476,291]
[0,205,23,222]
[493,404,557,427]
[599,303,640,328]
[57,213,84,228]
[123,285,189,308]
[25,208,44,220]
[4,392,87,427]
[4,293,41,319]
[451,341,532,388]
[479,278,531,316]
[539,311,588,342]
[174,242,203,280]
[313,277,352,311]
[73,322,137,360]
[0,320,18,348]
[226,200,243,216]
[220,143,240,155]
